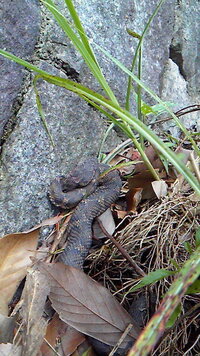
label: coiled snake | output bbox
[48,157,141,355]
[48,156,122,268]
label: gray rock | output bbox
[169,0,200,95]
[0,0,40,138]
[161,59,199,137]
[38,0,175,102]
[0,63,119,236]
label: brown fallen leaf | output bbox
[126,188,143,212]
[39,313,85,356]
[0,229,39,315]
[38,262,140,348]
[175,146,192,165]
[116,209,128,219]
[20,267,50,356]
[128,170,158,200]
[134,145,164,174]
[0,314,16,343]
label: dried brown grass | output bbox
[85,189,200,355]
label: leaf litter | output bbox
[0,145,199,355]
[38,262,140,347]
[0,229,39,315]
[39,313,85,356]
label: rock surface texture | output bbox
[0,0,199,236]
[0,0,41,138]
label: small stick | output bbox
[43,337,62,356]
[150,104,200,125]
[108,323,133,356]
[46,214,71,263]
[97,218,146,277]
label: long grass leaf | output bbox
[126,0,166,110]
[95,43,199,154]
[64,0,98,64]
[79,96,160,179]
[0,49,199,193]
[127,269,176,293]
[41,75,200,193]
[33,76,55,147]
[40,0,118,104]
[0,49,54,76]
[137,44,143,146]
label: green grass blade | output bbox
[42,75,200,193]
[95,43,199,155]
[128,245,200,356]
[0,49,199,193]
[127,269,176,294]
[101,139,132,164]
[0,49,54,76]
[97,123,115,161]
[78,95,160,179]
[63,0,98,65]
[137,44,143,146]
[126,0,166,110]
[40,0,118,104]
[33,76,55,147]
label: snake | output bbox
[48,157,140,355]
[48,156,122,269]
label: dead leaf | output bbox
[109,149,141,175]
[116,210,128,219]
[38,262,140,348]
[40,313,85,356]
[60,326,85,356]
[175,147,192,165]
[24,215,64,233]
[0,314,16,343]
[126,188,143,212]
[20,267,50,356]
[134,145,164,174]
[0,343,22,356]
[128,170,157,200]
[39,314,64,356]
[0,229,39,315]
[127,148,141,162]
[151,180,168,199]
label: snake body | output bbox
[49,157,122,268]
[49,157,140,355]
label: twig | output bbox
[97,218,146,277]
[183,334,200,355]
[108,323,133,356]
[44,337,62,356]
[46,213,71,263]
[150,104,200,126]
